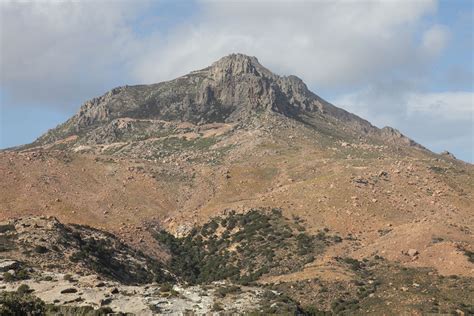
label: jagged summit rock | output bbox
[206,54,274,79]
[32,53,423,151]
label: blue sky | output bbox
[424,0,473,92]
[1,0,472,161]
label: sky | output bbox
[0,0,473,162]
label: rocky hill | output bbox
[1,54,473,314]
[0,216,170,285]
[31,54,422,153]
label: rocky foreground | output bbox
[0,216,302,314]
[1,214,473,315]
[1,271,296,315]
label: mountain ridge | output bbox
[31,53,425,152]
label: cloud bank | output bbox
[134,0,440,87]
[0,1,147,106]
[1,0,444,102]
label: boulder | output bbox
[101,297,113,306]
[378,171,388,177]
[111,287,120,294]
[60,288,78,294]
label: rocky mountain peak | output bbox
[32,53,425,151]
[207,53,274,80]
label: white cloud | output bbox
[133,0,438,88]
[335,87,473,125]
[0,1,149,107]
[0,0,443,106]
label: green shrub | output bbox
[331,298,359,313]
[16,284,31,294]
[63,274,73,282]
[3,269,30,282]
[429,166,446,174]
[155,208,323,285]
[302,305,329,315]
[15,269,29,281]
[159,283,173,292]
[463,249,474,263]
[341,257,363,271]
[0,291,45,315]
[215,285,241,297]
[0,224,15,233]
[212,302,224,311]
[3,272,14,282]
[45,305,114,316]
[33,245,49,254]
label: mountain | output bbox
[32,54,421,152]
[1,54,473,315]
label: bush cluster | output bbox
[0,290,45,316]
[155,208,322,285]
